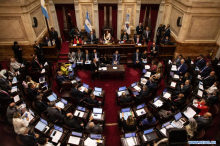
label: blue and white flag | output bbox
[41,0,49,20]
[85,11,92,33]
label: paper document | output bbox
[79,86,87,92]
[84,137,97,146]
[44,62,48,66]
[117,91,124,97]
[183,107,196,119]
[191,61,194,64]
[113,67,117,69]
[92,113,102,119]
[145,65,150,69]
[168,60,172,64]
[11,86,18,93]
[136,108,146,116]
[199,84,203,90]
[51,131,62,143]
[160,128,167,136]
[74,110,84,118]
[12,81,17,84]
[120,112,131,120]
[197,75,202,80]
[143,135,147,141]
[41,69,45,73]
[170,82,176,88]
[173,74,179,79]
[68,136,80,145]
[73,44,77,46]
[126,137,136,146]
[197,90,203,97]
[14,95,20,102]
[144,72,151,77]
[171,65,177,71]
[71,80,77,84]
[193,99,198,107]
[134,85,141,91]
[163,92,171,99]
[153,100,163,107]
[137,43,141,46]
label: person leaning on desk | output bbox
[121,112,137,132]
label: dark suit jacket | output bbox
[134,37,142,44]
[121,33,129,41]
[203,76,215,87]
[194,116,212,128]
[90,62,98,72]
[150,45,159,53]
[136,90,150,100]
[20,133,38,146]
[56,75,67,84]
[120,96,132,103]
[85,121,103,133]
[177,85,190,95]
[71,88,84,101]
[33,44,43,56]
[208,95,218,106]
[181,75,192,83]
[176,63,187,74]
[142,30,151,40]
[84,97,100,106]
[32,59,42,69]
[0,78,11,91]
[196,59,206,68]
[75,52,84,61]
[200,66,211,77]
[47,107,64,121]
[91,52,100,59]
[136,26,143,34]
[27,88,39,99]
[35,100,47,112]
[122,118,137,132]
[147,82,157,91]
[164,28,170,38]
[133,53,142,63]
[102,57,110,64]
[50,31,58,40]
[142,53,148,59]
[12,45,22,57]
[63,116,83,130]
[83,53,91,61]
[87,34,96,42]
[170,96,186,108]
[0,91,12,105]
[112,53,120,62]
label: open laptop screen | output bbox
[54,125,63,132]
[125,133,136,138]
[144,128,154,135]
[121,108,130,113]
[137,104,145,110]
[83,83,89,89]
[119,86,126,91]
[90,134,102,139]
[93,108,102,114]
[131,82,137,87]
[174,112,182,121]
[72,131,83,137]
[94,87,102,92]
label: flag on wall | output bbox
[85,11,92,33]
[41,0,49,19]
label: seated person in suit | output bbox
[147,78,157,91]
[35,95,48,113]
[168,93,186,109]
[56,71,68,85]
[200,62,211,77]
[19,128,39,146]
[133,49,142,69]
[0,87,13,105]
[121,114,137,132]
[87,31,96,42]
[204,81,219,94]
[74,35,82,44]
[157,109,174,120]
[141,112,156,126]
[90,58,99,81]
[196,54,206,69]
[121,30,129,41]
[47,101,65,121]
[86,116,103,133]
[84,49,91,70]
[112,50,120,65]
[60,63,71,76]
[176,59,187,75]
[71,82,87,101]
[104,30,111,43]
[84,94,102,106]
[206,89,219,106]
[174,80,190,95]
[151,68,162,80]
[10,58,23,71]
[120,92,132,104]
[194,99,210,116]
[162,36,170,45]
[92,49,100,61]
[163,24,170,38]
[134,34,142,44]
[173,54,182,67]
[25,75,39,89]
[202,71,215,87]
[150,43,159,60]
[134,85,150,100]
[0,74,12,92]
[27,83,42,99]
[141,50,148,64]
[101,54,110,65]
[68,50,76,63]
[63,113,84,131]
[38,137,61,146]
[32,56,43,70]
[7,102,21,124]
[194,112,212,129]
[179,72,192,83]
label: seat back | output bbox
[120,101,135,108]
[84,101,98,110]
[32,101,41,114]
[61,81,72,92]
[16,135,25,146]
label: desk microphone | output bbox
[53,131,57,136]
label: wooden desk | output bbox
[99,65,125,80]
[159,43,176,60]
[90,89,105,99]
[133,105,149,118]
[73,107,90,120]
[121,135,141,146]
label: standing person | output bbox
[163,24,170,39]
[92,49,100,62]
[91,58,99,81]
[136,23,143,35]
[156,24,162,44]
[142,27,151,45]
[67,12,73,29]
[112,50,120,65]
[12,41,23,63]
[50,27,60,51]
[133,49,142,69]
[34,41,43,63]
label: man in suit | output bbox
[136,23,143,35]
[32,56,43,70]
[12,41,23,63]
[87,31,96,43]
[121,30,129,41]
[163,24,170,38]
[7,102,21,124]
[175,80,190,95]
[33,41,43,63]
[56,71,68,85]
[92,49,100,62]
[63,113,84,131]
[162,36,170,45]
[69,27,75,41]
[67,12,73,29]
[142,27,151,44]
[134,34,142,44]
[176,59,187,75]
[35,95,48,112]
[71,82,87,101]
[47,101,65,121]
[200,62,211,77]
[156,24,162,44]
[133,49,142,69]
[0,88,13,105]
[50,27,58,42]
[20,128,39,146]
[120,92,132,103]
[27,83,41,99]
[173,54,182,67]
[147,78,157,91]
[134,85,150,100]
[206,89,219,106]
[90,58,99,81]
[75,49,84,68]
[202,71,215,87]
[0,74,11,92]
[83,49,91,71]
[150,43,159,60]
[194,112,212,128]
[196,54,206,69]
[168,93,186,108]
[112,50,120,65]
[84,94,102,106]
[85,116,103,133]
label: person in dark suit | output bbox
[134,85,150,100]
[32,56,43,70]
[163,24,170,38]
[27,83,41,99]
[67,12,73,29]
[87,31,97,42]
[173,54,182,67]
[121,30,129,41]
[196,54,206,69]
[7,102,21,124]
[0,87,13,105]
[84,94,101,106]
[147,78,157,91]
[90,58,99,81]
[75,49,84,67]
[179,72,192,83]
[91,49,100,62]
[133,49,142,69]
[71,82,87,101]
[141,50,148,64]
[120,92,132,104]
[63,113,84,130]
[112,50,120,65]
[134,34,142,44]
[0,74,11,92]
[176,59,187,75]
[83,49,91,70]
[141,112,156,126]
[168,93,186,108]
[200,62,211,77]
[47,101,65,121]
[202,71,215,87]
[33,41,43,63]
[206,89,219,106]
[56,71,68,85]
[175,80,190,95]
[162,36,171,45]
[12,41,23,63]
[85,116,103,133]
[194,112,212,128]
[136,23,143,35]
[35,95,48,112]
[150,43,159,60]
[142,27,151,44]
[50,27,58,41]
[20,128,39,146]
[156,24,162,44]
[101,54,110,65]
[121,114,137,132]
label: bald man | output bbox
[175,80,190,95]
[85,116,103,133]
[194,112,212,128]
[63,113,84,131]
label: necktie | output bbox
[136,53,138,60]
[137,38,139,44]
[116,54,117,61]
[91,35,93,41]
[94,63,97,67]
[36,60,41,66]
[78,53,80,60]
[0,90,9,96]
[178,65,182,71]
[201,66,207,72]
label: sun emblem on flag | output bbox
[87,23,90,26]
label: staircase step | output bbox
[59,55,68,59]
[59,53,68,56]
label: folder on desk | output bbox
[183,107,196,119]
[197,90,203,97]
[145,65,150,69]
[170,82,176,88]
[68,136,81,145]
[173,74,179,79]
[14,95,20,102]
[163,92,171,99]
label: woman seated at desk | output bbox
[74,36,82,44]
[60,63,71,76]
[141,112,156,126]
[121,113,137,132]
[25,75,40,89]
[104,30,111,43]
[150,60,157,71]
[194,99,210,116]
[101,54,110,65]
[151,68,162,80]
[68,50,76,64]
[141,50,148,64]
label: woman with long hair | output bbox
[185,118,197,138]
[151,68,162,80]
[121,113,137,132]
[104,30,111,42]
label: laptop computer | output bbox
[131,82,137,88]
[54,125,63,132]
[75,77,81,82]
[163,88,167,92]
[162,121,170,128]
[55,98,68,109]
[143,128,157,141]
[83,83,89,89]
[90,134,102,139]
[40,118,48,125]
[72,131,83,137]
[144,128,154,135]
[125,133,136,138]
[195,67,200,71]
[171,112,184,128]
[35,120,47,131]
[77,106,86,112]
[119,86,126,91]
[133,91,139,96]
[39,77,45,83]
[61,98,68,105]
[121,108,130,113]
[154,96,160,102]
[93,108,102,114]
[142,69,147,74]
[47,92,57,101]
[93,87,102,96]
[137,103,145,110]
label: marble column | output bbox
[117,0,122,39]
[94,0,99,38]
[135,0,141,29]
[74,0,81,30]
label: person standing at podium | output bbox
[112,50,120,65]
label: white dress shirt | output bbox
[206,85,217,94]
[13,118,29,134]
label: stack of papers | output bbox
[173,74,179,79]
[79,86,88,92]
[170,82,176,88]
[14,95,20,102]
[199,84,204,90]
[51,131,62,143]
[183,107,196,119]
[68,136,81,145]
[144,72,151,77]
[126,137,136,146]
[120,112,131,120]
[92,113,102,119]
[113,67,117,69]
[160,128,167,136]
[145,65,150,69]
[193,99,198,107]
[73,44,77,46]
[153,100,163,107]
[136,108,146,116]
[137,43,141,46]
[99,67,107,71]
[168,60,172,64]
[197,75,202,80]
[44,62,48,66]
[163,92,171,99]
[141,78,147,85]
[197,90,203,97]
[84,137,97,146]
[134,85,141,91]
[171,65,177,71]
[41,69,45,73]
[74,110,84,118]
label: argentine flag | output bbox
[41,0,49,20]
[85,11,92,33]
